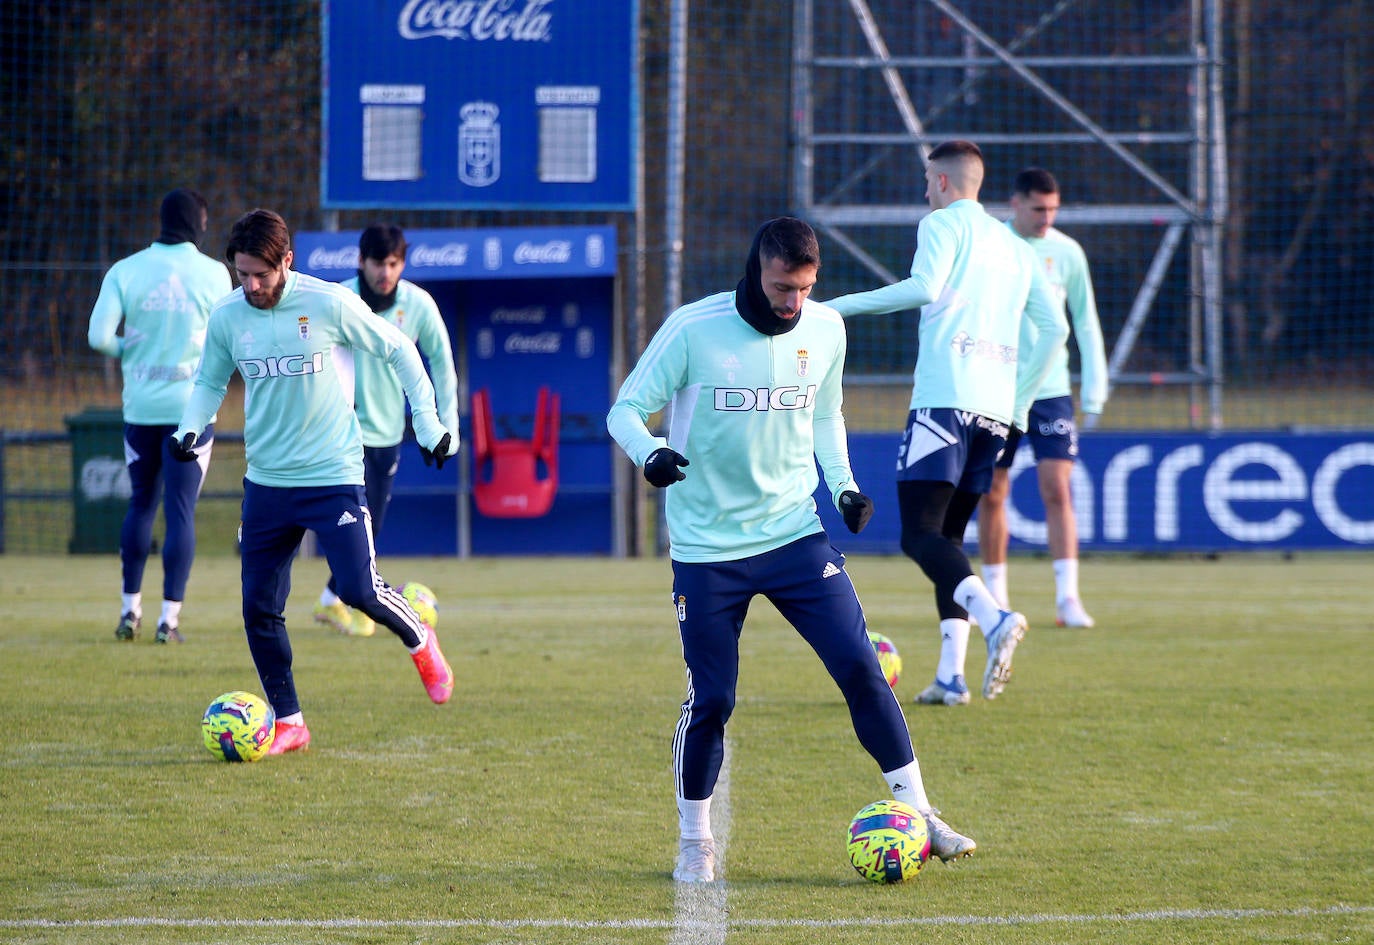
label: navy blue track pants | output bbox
[238,480,428,717]
[669,531,915,801]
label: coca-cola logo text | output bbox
[307,246,360,271]
[398,0,554,42]
[505,332,561,354]
[409,243,470,267]
[512,240,572,264]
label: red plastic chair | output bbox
[470,385,560,518]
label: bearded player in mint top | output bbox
[172,209,458,756]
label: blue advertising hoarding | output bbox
[817,432,1374,553]
[296,225,618,556]
[322,0,637,209]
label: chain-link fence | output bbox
[2,0,1371,552]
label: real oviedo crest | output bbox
[459,101,500,187]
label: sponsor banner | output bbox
[818,431,1374,552]
[294,226,616,281]
[323,0,637,209]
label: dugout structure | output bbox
[791,0,1226,427]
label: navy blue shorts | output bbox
[896,407,1008,495]
[996,395,1078,468]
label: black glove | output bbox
[838,490,874,534]
[643,447,689,488]
[420,432,453,470]
[168,432,199,463]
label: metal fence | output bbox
[1,0,1371,552]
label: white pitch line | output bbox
[668,738,731,945]
[1,904,1369,931]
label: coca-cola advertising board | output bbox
[296,225,619,556]
[323,0,637,209]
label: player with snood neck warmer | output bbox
[608,216,977,884]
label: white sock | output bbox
[677,796,713,840]
[121,592,142,618]
[278,712,304,726]
[953,575,1006,636]
[160,599,182,629]
[982,562,1010,609]
[936,618,971,683]
[1053,558,1080,605]
[319,587,341,607]
[884,762,931,812]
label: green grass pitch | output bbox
[0,552,1369,944]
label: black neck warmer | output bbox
[734,224,801,336]
[156,189,204,246]
[356,270,398,313]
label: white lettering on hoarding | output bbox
[512,240,573,264]
[1203,443,1307,542]
[398,0,554,42]
[504,332,561,354]
[1312,443,1374,541]
[409,243,469,267]
[490,306,547,324]
[1009,439,1374,547]
[307,246,360,271]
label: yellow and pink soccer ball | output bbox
[847,798,930,883]
[401,581,438,629]
[201,690,275,762]
[867,631,902,688]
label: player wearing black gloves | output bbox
[608,216,976,883]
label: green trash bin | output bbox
[66,407,129,553]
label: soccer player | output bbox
[824,140,1068,706]
[87,188,232,644]
[978,168,1109,628]
[312,224,459,638]
[608,216,976,883]
[171,209,457,755]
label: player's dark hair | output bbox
[1014,167,1060,197]
[359,223,408,262]
[928,139,984,164]
[756,216,820,272]
[226,209,291,269]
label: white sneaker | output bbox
[914,674,971,706]
[983,610,1027,700]
[921,810,976,862]
[673,837,717,882]
[1056,597,1096,628]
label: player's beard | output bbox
[246,279,286,310]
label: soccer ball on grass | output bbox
[867,631,902,688]
[201,690,275,762]
[401,581,438,629]
[847,798,930,883]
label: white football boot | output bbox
[673,837,717,883]
[921,810,977,862]
[983,610,1028,700]
[1055,597,1096,628]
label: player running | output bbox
[825,140,1068,705]
[608,216,976,883]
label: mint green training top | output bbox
[1011,223,1110,415]
[87,241,233,424]
[824,199,1069,429]
[607,293,860,563]
[340,277,460,448]
[175,271,449,488]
